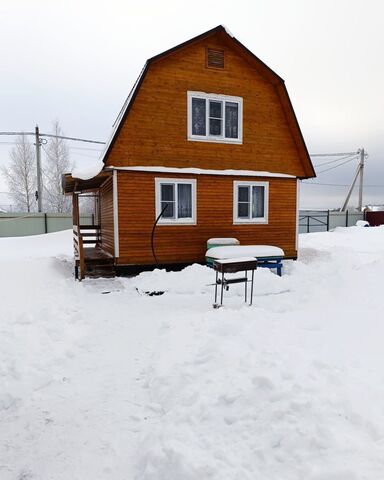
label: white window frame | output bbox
[233,181,269,224]
[187,91,243,144]
[155,178,197,225]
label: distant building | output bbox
[364,206,384,226]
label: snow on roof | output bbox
[221,24,234,37]
[97,64,147,168]
[366,205,384,212]
[110,166,296,178]
[71,159,104,180]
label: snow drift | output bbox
[1,227,384,479]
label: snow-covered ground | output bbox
[1,227,384,479]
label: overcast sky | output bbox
[1,0,383,210]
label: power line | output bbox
[69,152,102,159]
[68,146,103,152]
[1,142,103,151]
[316,156,359,174]
[310,151,358,157]
[313,153,357,168]
[303,182,384,188]
[41,144,100,160]
[0,132,106,145]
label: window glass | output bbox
[252,186,265,218]
[237,186,250,218]
[177,183,192,218]
[238,202,249,218]
[238,185,249,202]
[191,98,206,136]
[161,184,175,218]
[209,100,222,136]
[209,100,222,118]
[225,102,239,138]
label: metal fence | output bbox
[0,213,94,237]
[299,210,364,234]
[0,210,365,238]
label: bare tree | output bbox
[43,120,72,213]
[1,134,36,212]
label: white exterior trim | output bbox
[155,178,197,225]
[110,166,295,179]
[233,181,269,224]
[113,169,120,257]
[296,179,300,252]
[187,91,243,144]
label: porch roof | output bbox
[62,170,112,195]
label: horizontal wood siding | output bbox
[100,178,114,256]
[116,171,297,265]
[106,31,307,177]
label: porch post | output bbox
[72,192,80,227]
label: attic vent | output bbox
[206,48,224,69]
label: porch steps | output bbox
[83,250,115,278]
[84,262,116,278]
[75,246,116,280]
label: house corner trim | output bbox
[113,169,120,258]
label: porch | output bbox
[63,170,116,280]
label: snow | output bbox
[68,164,296,183]
[207,237,240,246]
[71,159,104,180]
[98,64,148,169]
[356,220,369,227]
[207,244,285,259]
[2,226,384,478]
[111,166,296,178]
[221,24,234,38]
[214,256,258,264]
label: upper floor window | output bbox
[187,91,243,144]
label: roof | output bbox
[62,171,112,195]
[99,25,315,179]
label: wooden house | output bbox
[63,25,315,279]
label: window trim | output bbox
[233,181,269,224]
[187,91,243,144]
[155,178,197,225]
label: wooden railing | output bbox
[73,224,101,280]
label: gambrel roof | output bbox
[100,25,315,179]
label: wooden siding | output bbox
[99,178,114,255]
[116,171,298,265]
[106,31,307,178]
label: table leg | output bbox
[214,270,218,304]
[250,269,255,306]
[277,262,282,277]
[220,272,224,306]
[245,270,248,303]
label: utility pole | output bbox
[358,148,365,211]
[340,148,366,212]
[34,125,43,212]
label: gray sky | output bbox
[1,0,383,210]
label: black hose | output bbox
[151,204,168,268]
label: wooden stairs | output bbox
[73,225,115,280]
[83,248,115,278]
